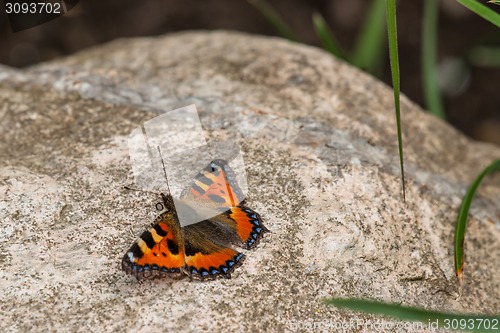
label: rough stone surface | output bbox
[1,31,499,332]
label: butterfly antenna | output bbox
[156,146,171,189]
[123,185,162,195]
[156,145,176,209]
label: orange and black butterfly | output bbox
[122,159,268,280]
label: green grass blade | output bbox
[325,298,500,332]
[454,159,500,286]
[247,0,299,41]
[386,0,406,201]
[351,0,386,75]
[487,0,500,5]
[457,0,500,27]
[312,12,347,60]
[422,0,446,119]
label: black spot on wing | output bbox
[184,242,200,256]
[208,194,226,203]
[196,175,214,186]
[153,224,168,237]
[167,239,180,255]
[141,231,156,249]
[191,183,205,195]
[130,243,144,259]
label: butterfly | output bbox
[122,159,268,280]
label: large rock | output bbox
[1,31,498,332]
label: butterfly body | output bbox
[122,160,268,280]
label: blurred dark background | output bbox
[1,0,499,145]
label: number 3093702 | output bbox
[5,2,63,14]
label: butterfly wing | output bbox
[210,206,268,249]
[182,159,268,249]
[182,221,245,280]
[182,159,246,209]
[122,209,185,280]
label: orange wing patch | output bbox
[228,206,268,249]
[184,243,245,280]
[122,215,185,279]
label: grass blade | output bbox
[457,0,500,27]
[422,0,446,119]
[312,12,346,60]
[247,0,299,41]
[386,0,406,201]
[351,0,387,75]
[325,298,500,332]
[455,159,500,287]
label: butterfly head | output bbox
[160,193,177,213]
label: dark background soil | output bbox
[1,0,499,145]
